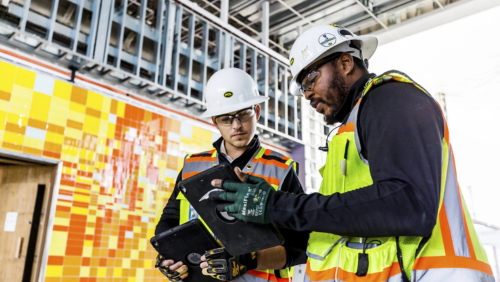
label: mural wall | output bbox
[0,59,218,282]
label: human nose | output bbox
[231,117,242,129]
[304,89,315,100]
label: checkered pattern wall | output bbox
[0,60,217,282]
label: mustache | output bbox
[310,98,326,107]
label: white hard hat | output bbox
[200,68,269,118]
[289,24,378,96]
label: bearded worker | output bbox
[209,25,495,282]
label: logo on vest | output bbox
[224,91,233,98]
[318,33,336,47]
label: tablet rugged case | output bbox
[150,219,219,282]
[178,163,284,256]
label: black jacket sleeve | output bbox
[277,167,309,267]
[155,170,183,235]
[270,81,444,238]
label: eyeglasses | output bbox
[299,53,342,95]
[215,107,255,126]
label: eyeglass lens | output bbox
[216,108,254,126]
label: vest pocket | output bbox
[319,135,349,195]
[306,232,341,260]
[307,234,400,280]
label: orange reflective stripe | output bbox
[252,158,289,170]
[355,98,361,106]
[246,270,290,282]
[185,156,217,163]
[451,147,476,260]
[337,122,354,135]
[438,203,455,256]
[248,173,280,186]
[441,112,449,145]
[182,171,201,179]
[306,261,401,281]
[264,149,273,155]
[414,256,493,276]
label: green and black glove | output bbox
[213,174,275,224]
[155,254,189,281]
[202,248,257,281]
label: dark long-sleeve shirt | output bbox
[155,136,309,267]
[270,72,444,238]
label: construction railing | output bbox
[0,0,328,192]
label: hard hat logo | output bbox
[223,91,234,98]
[319,33,336,47]
[301,46,311,61]
[290,58,294,66]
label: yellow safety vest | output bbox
[178,147,296,282]
[305,71,494,282]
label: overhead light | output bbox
[272,137,280,142]
[262,133,271,139]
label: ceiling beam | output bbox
[270,1,356,36]
[353,0,389,29]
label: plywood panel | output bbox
[0,182,38,281]
[0,165,55,282]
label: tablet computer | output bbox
[150,219,219,282]
[178,163,284,256]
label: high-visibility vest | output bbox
[178,146,297,282]
[305,71,494,282]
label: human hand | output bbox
[200,248,256,281]
[210,169,275,224]
[155,254,189,281]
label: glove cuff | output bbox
[238,252,258,271]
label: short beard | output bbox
[324,73,349,125]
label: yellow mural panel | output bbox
[0,60,17,92]
[0,58,216,281]
[53,80,72,100]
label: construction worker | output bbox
[209,25,495,282]
[154,68,307,281]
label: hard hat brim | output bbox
[200,96,269,118]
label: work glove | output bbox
[202,247,257,281]
[214,174,275,224]
[155,254,189,281]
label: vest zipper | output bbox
[415,235,430,259]
[341,139,349,192]
[396,237,411,282]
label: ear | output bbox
[339,53,355,76]
[212,117,219,130]
[255,104,262,121]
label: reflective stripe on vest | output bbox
[306,71,494,282]
[178,146,295,282]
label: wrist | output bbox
[238,252,258,270]
[265,190,279,224]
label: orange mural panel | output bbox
[0,60,218,281]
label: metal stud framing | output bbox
[0,0,328,191]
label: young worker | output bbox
[154,68,307,281]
